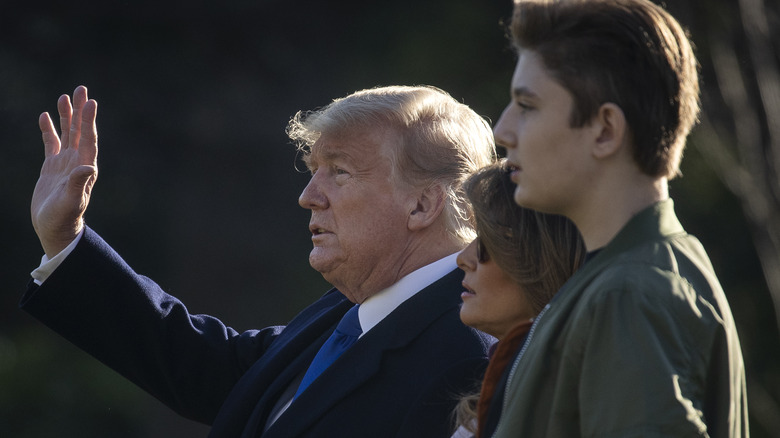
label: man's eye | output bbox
[335,168,349,175]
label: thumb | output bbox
[68,165,98,195]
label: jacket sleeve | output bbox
[19,226,281,425]
[565,269,721,437]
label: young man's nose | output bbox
[493,104,517,151]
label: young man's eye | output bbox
[517,101,533,111]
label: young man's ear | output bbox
[408,184,446,231]
[591,103,628,159]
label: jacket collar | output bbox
[546,198,686,309]
[587,198,684,267]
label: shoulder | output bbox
[567,235,729,356]
[584,233,723,311]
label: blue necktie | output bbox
[293,304,362,399]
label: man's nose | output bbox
[299,176,328,210]
[493,105,516,151]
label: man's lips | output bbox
[309,225,333,240]
[309,223,330,235]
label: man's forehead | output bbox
[309,129,395,161]
[512,51,546,89]
[512,52,573,103]
[308,142,355,164]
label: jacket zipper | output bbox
[489,303,551,438]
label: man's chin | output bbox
[309,252,338,277]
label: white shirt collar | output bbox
[357,252,460,336]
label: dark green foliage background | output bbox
[1,1,777,436]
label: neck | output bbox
[570,175,667,252]
[335,232,464,303]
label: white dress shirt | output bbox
[356,251,459,336]
[31,229,84,285]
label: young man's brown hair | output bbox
[511,0,700,178]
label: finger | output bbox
[69,86,88,150]
[79,99,99,165]
[39,112,62,157]
[57,94,72,149]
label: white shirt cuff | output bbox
[30,229,85,285]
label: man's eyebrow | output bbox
[308,148,355,166]
[512,86,538,99]
[319,149,350,161]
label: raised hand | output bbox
[32,85,98,258]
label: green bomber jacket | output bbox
[492,199,748,438]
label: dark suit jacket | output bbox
[21,227,491,437]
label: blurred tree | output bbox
[671,0,780,434]
[695,0,780,334]
[2,0,779,437]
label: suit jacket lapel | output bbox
[210,291,353,438]
[240,327,332,437]
[264,269,464,437]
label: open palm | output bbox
[32,86,98,258]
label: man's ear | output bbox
[591,103,628,159]
[408,183,446,231]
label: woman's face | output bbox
[457,238,534,340]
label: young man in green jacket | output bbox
[488,0,748,436]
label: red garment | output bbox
[476,319,533,438]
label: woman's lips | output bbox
[461,282,476,299]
